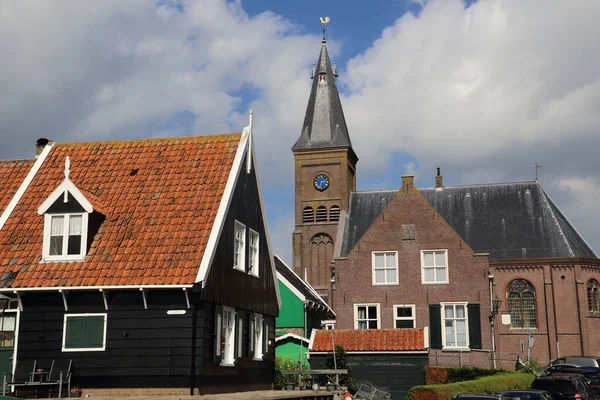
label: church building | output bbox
[292,37,600,368]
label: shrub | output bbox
[407,372,535,400]
[425,367,449,385]
[274,355,308,388]
[447,367,507,383]
[326,344,359,393]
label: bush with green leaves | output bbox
[326,344,359,393]
[446,367,507,383]
[274,355,309,388]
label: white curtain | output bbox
[69,215,82,235]
[51,216,64,235]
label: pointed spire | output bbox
[292,37,354,155]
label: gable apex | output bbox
[38,177,94,215]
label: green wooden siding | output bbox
[275,340,308,366]
[275,280,304,328]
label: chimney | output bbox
[435,167,443,188]
[35,138,51,158]
[401,174,414,188]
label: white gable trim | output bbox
[0,143,55,231]
[37,178,94,215]
[275,332,310,344]
[195,123,281,309]
[195,132,248,285]
[277,271,306,302]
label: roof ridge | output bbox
[420,180,539,190]
[53,133,242,148]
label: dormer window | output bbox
[38,156,99,262]
[45,213,88,260]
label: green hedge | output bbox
[407,372,534,400]
[447,367,507,383]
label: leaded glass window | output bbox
[588,280,599,314]
[507,279,537,329]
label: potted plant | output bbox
[70,386,82,398]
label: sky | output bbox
[1,0,599,265]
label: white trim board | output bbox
[194,121,281,309]
[2,284,193,292]
[275,332,310,344]
[38,177,94,214]
[276,271,306,302]
[0,143,54,231]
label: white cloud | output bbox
[1,0,598,255]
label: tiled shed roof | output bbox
[311,329,425,352]
[0,159,35,214]
[0,134,241,288]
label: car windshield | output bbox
[532,381,575,394]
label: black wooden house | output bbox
[0,127,280,395]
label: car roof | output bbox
[534,376,585,381]
[498,390,550,394]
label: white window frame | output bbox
[441,302,469,350]
[252,313,264,361]
[233,221,246,271]
[61,313,107,352]
[220,307,236,366]
[322,319,336,330]
[421,249,449,284]
[372,251,399,285]
[43,213,88,261]
[393,304,416,328]
[248,229,260,277]
[354,303,380,329]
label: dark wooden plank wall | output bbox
[18,290,198,389]
[202,153,279,318]
[310,353,428,400]
[198,301,275,394]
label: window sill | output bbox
[62,347,105,352]
[233,266,245,272]
[421,282,449,285]
[372,283,398,286]
[252,357,263,361]
[219,361,235,367]
[441,347,470,352]
[41,256,85,263]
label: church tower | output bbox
[292,36,358,301]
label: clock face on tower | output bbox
[313,174,330,191]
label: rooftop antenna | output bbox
[320,16,330,41]
[533,162,542,181]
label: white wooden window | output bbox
[249,229,259,277]
[62,313,107,352]
[233,221,246,271]
[372,251,398,285]
[220,307,236,365]
[354,303,380,329]
[394,304,416,328]
[441,302,469,349]
[252,313,264,361]
[43,213,88,261]
[421,250,448,284]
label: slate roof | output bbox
[339,181,597,260]
[0,134,242,288]
[292,40,354,154]
[310,329,425,352]
[0,159,35,215]
[274,255,334,317]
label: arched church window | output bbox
[309,233,334,288]
[588,279,599,313]
[329,205,340,222]
[507,279,537,329]
[316,206,327,222]
[303,207,315,223]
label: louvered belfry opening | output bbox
[316,206,327,222]
[329,205,340,222]
[303,206,315,223]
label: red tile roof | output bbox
[311,329,425,352]
[0,134,242,288]
[0,159,35,214]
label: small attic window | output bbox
[45,213,88,259]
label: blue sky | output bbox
[1,0,599,264]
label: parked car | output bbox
[552,358,600,369]
[542,365,600,377]
[451,394,499,400]
[531,376,598,400]
[497,389,555,400]
[546,370,600,396]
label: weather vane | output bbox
[533,161,542,181]
[320,16,330,41]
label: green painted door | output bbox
[0,314,16,378]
